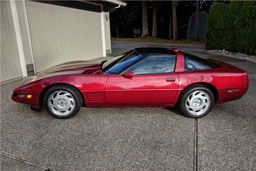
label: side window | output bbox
[185,57,211,71]
[106,53,144,74]
[128,56,176,75]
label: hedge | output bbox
[205,3,227,50]
[223,1,243,52]
[206,1,256,56]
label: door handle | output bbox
[166,78,175,81]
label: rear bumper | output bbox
[11,89,41,109]
[216,86,248,104]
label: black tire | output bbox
[30,106,41,112]
[178,84,215,118]
[43,85,82,119]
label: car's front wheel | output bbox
[178,84,215,118]
[43,85,82,119]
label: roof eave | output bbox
[103,0,127,7]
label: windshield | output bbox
[105,52,145,74]
[101,50,134,72]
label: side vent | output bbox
[87,93,103,103]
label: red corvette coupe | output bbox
[12,48,249,119]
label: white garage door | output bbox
[25,1,103,72]
[1,1,24,82]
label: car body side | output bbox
[12,51,249,110]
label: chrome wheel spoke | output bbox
[186,99,193,111]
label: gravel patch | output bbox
[207,49,256,63]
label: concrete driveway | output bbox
[1,41,255,171]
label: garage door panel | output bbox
[1,1,23,82]
[25,1,103,72]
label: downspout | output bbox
[114,5,121,9]
[100,7,106,57]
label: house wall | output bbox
[1,0,116,82]
[15,1,34,72]
[1,1,24,82]
[25,1,103,72]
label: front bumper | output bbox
[12,89,41,109]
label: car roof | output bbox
[134,47,177,55]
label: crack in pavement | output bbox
[0,151,50,171]
[194,118,198,171]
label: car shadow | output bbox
[163,106,186,117]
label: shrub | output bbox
[223,1,243,52]
[252,22,256,56]
[205,3,227,50]
[207,1,256,56]
[246,1,256,55]
[234,1,251,53]
[253,4,256,56]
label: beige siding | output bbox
[15,1,33,65]
[25,1,103,72]
[1,1,23,82]
[104,12,111,54]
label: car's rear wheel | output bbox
[178,84,215,118]
[43,85,82,119]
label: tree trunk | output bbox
[172,6,178,40]
[168,7,173,39]
[116,27,119,38]
[141,1,149,37]
[152,3,157,38]
[195,1,199,41]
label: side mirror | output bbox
[122,69,134,78]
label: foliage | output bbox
[109,8,116,14]
[234,1,249,53]
[245,1,256,55]
[172,1,179,8]
[110,2,141,38]
[234,1,256,55]
[112,37,206,45]
[205,2,227,50]
[223,1,243,51]
[110,1,215,39]
[207,1,256,55]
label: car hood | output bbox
[42,60,103,74]
[16,60,106,89]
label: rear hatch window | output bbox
[182,52,221,72]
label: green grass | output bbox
[114,38,133,41]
